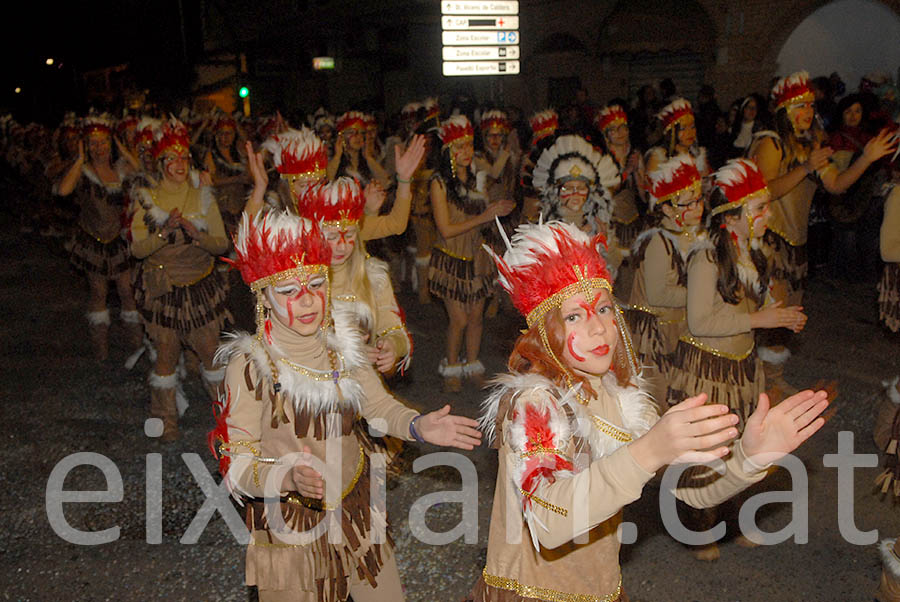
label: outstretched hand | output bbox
[395,134,427,181]
[414,404,482,450]
[629,394,739,474]
[740,390,829,465]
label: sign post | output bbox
[441,1,520,77]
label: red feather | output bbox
[518,404,573,507]
[207,387,249,477]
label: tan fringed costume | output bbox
[131,180,231,341]
[216,307,418,602]
[469,373,767,602]
[626,221,704,404]
[427,175,493,304]
[667,243,764,428]
[69,165,132,278]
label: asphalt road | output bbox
[1,214,897,602]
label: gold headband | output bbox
[654,179,701,208]
[443,134,473,150]
[778,91,815,112]
[250,258,328,292]
[709,187,770,217]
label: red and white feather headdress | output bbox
[135,116,161,150]
[486,220,640,378]
[336,111,367,134]
[657,98,694,132]
[595,104,628,132]
[82,113,114,138]
[647,154,701,210]
[261,127,328,189]
[710,158,769,217]
[296,177,365,230]
[529,109,558,144]
[438,114,474,148]
[401,101,422,118]
[152,117,191,159]
[230,211,331,292]
[480,109,511,134]
[423,97,440,123]
[772,71,815,111]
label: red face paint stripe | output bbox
[567,332,585,362]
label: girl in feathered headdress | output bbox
[667,158,808,560]
[129,116,232,441]
[327,110,391,189]
[645,98,710,180]
[474,109,520,204]
[202,113,249,238]
[469,219,830,600]
[748,70,896,393]
[625,154,706,408]
[57,112,140,361]
[212,210,481,602]
[428,114,515,391]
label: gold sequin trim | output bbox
[435,246,473,262]
[482,568,622,602]
[679,334,754,361]
[376,324,407,338]
[278,357,347,382]
[219,440,263,488]
[766,224,802,247]
[654,179,701,207]
[709,188,770,217]
[519,489,568,517]
[590,416,633,442]
[284,443,365,511]
[526,276,612,328]
[627,303,662,317]
[250,262,328,292]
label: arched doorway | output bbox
[776,0,900,91]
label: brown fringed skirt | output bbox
[70,228,132,278]
[244,451,393,602]
[428,246,492,304]
[134,266,231,338]
[667,338,763,430]
[466,575,629,602]
[878,263,900,333]
[764,230,807,304]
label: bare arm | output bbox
[56,142,84,197]
[430,178,513,239]
[820,129,898,194]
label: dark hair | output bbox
[729,93,770,142]
[834,93,870,130]
[705,188,768,306]
[336,141,374,184]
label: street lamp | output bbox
[14,87,22,94]
[46,58,54,66]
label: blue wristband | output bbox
[409,415,425,443]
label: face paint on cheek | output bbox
[567,332,586,362]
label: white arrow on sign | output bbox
[442,45,520,61]
[442,30,520,45]
[443,60,520,76]
[441,1,518,15]
[442,15,519,30]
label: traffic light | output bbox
[238,86,250,98]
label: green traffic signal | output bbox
[239,86,249,98]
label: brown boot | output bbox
[120,310,144,353]
[149,372,179,442]
[201,365,226,403]
[86,310,110,361]
[438,359,464,393]
[759,346,798,397]
[876,538,900,602]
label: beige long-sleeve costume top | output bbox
[331,255,411,370]
[130,180,229,292]
[629,220,704,353]
[215,307,417,596]
[882,185,900,263]
[683,245,758,358]
[748,132,836,247]
[478,372,766,601]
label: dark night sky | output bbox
[5,1,197,117]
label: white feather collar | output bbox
[82,164,126,192]
[136,185,216,232]
[214,302,369,417]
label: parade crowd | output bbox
[2,69,899,601]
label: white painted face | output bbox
[663,187,704,228]
[264,274,327,336]
[559,288,618,376]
